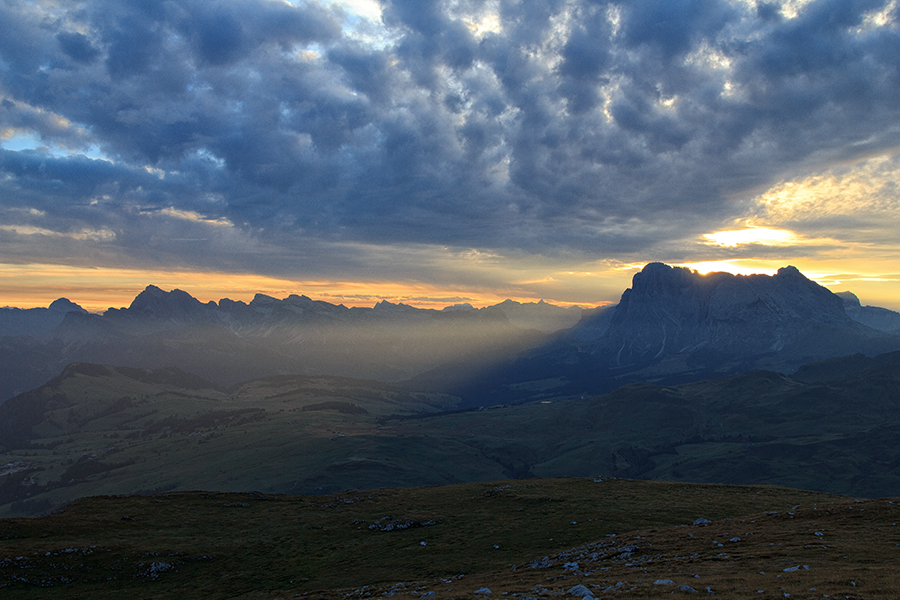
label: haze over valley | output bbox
[2,263,900,519]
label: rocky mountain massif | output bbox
[433,264,900,404]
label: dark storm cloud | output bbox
[1,0,899,270]
[623,0,736,58]
[56,32,101,65]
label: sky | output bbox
[1,0,900,313]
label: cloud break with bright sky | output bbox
[1,0,899,311]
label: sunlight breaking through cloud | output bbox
[703,227,802,247]
[158,207,234,227]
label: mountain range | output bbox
[3,263,900,406]
[0,289,580,403]
[2,263,900,517]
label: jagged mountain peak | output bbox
[249,293,280,307]
[125,285,215,318]
[133,284,167,299]
[496,299,522,307]
[373,300,419,311]
[47,298,86,313]
[130,285,195,307]
[776,265,803,277]
[441,303,476,312]
[285,294,315,305]
[628,262,700,296]
[494,298,552,308]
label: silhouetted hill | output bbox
[0,364,222,448]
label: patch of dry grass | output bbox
[303,495,900,600]
[4,478,885,599]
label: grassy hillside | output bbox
[2,477,877,599]
[402,361,900,497]
[0,364,465,517]
[2,352,900,517]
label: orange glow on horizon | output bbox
[2,259,897,314]
[0,263,601,313]
[677,260,780,276]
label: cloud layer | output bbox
[1,0,899,299]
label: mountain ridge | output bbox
[3,264,899,405]
[1,289,570,402]
[836,290,900,334]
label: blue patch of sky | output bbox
[2,132,110,162]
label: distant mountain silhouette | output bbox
[836,291,900,334]
[0,298,87,337]
[0,289,569,403]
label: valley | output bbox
[2,350,900,518]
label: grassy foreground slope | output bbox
[5,477,893,599]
